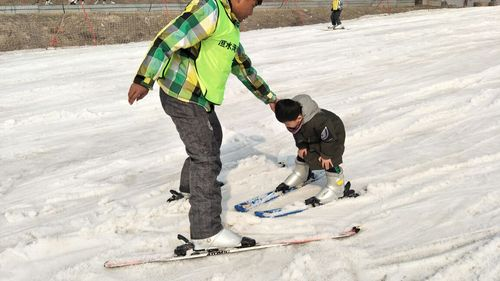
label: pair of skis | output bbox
[234,174,358,218]
[103,226,361,268]
[103,175,362,268]
[233,172,324,213]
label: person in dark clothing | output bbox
[128,0,273,251]
[330,0,344,29]
[274,94,347,204]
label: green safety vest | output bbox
[196,0,240,105]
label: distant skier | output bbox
[274,95,353,205]
[34,0,53,4]
[329,0,344,29]
[127,0,276,251]
[94,0,115,4]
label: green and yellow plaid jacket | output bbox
[133,0,276,111]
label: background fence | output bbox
[0,0,495,11]
[1,0,417,13]
[0,0,495,51]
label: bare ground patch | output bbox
[0,6,425,52]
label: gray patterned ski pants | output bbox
[160,92,223,239]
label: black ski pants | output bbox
[330,9,342,26]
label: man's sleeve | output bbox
[231,43,277,104]
[133,1,218,89]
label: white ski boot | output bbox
[314,167,345,204]
[192,228,254,250]
[275,159,311,193]
[284,159,310,187]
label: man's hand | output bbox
[318,156,333,170]
[298,148,308,159]
[128,83,149,105]
[269,100,278,112]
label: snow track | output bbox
[1,6,500,281]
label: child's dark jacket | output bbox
[292,95,345,169]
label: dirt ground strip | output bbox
[3,0,308,4]
[0,6,426,52]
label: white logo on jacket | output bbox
[321,127,330,141]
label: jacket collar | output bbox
[220,0,240,25]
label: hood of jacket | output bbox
[292,94,321,124]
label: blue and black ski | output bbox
[255,182,360,218]
[233,173,324,213]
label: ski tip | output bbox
[254,209,282,218]
[234,204,249,212]
[347,225,362,234]
[337,225,361,237]
[104,261,117,268]
[254,208,306,218]
[254,211,269,218]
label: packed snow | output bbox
[1,6,500,281]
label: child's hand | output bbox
[298,148,308,159]
[318,156,333,170]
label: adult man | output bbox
[330,0,344,29]
[128,0,276,250]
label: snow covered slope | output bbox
[1,6,499,281]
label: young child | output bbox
[275,94,353,205]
